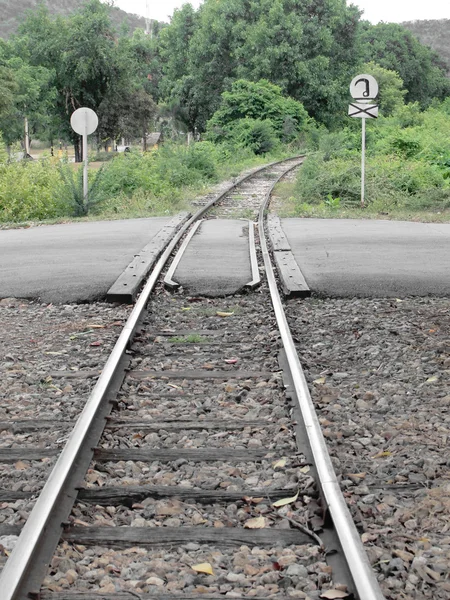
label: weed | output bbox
[168,334,207,343]
[324,194,341,209]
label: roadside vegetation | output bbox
[286,99,450,221]
[0,0,449,225]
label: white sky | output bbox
[109,0,450,24]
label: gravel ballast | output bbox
[287,296,450,600]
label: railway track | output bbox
[0,157,384,600]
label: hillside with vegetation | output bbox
[0,0,146,38]
[0,0,449,224]
[402,19,450,74]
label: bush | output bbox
[0,159,74,222]
[294,101,450,214]
[224,118,278,155]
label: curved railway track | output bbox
[0,157,385,600]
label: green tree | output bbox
[206,79,311,142]
[0,41,17,123]
[360,62,406,116]
[0,57,55,150]
[358,22,450,107]
[157,0,362,130]
[14,0,157,160]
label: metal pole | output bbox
[361,117,366,208]
[83,119,88,206]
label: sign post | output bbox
[70,108,99,206]
[349,75,379,208]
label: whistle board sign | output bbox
[349,103,378,119]
[350,74,379,100]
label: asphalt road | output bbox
[281,218,450,297]
[0,218,171,303]
[1,217,449,303]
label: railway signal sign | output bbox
[348,75,379,208]
[348,103,379,119]
[70,107,99,205]
[350,74,379,101]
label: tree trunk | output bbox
[24,116,30,156]
[142,127,147,152]
[74,137,82,163]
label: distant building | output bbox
[146,132,162,149]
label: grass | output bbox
[167,334,208,343]
[0,143,298,227]
[276,178,450,223]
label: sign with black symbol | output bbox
[348,103,379,119]
[350,74,379,101]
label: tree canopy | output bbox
[0,0,158,158]
[0,0,449,156]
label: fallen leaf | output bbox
[242,496,264,504]
[216,311,234,317]
[244,516,267,529]
[73,518,91,527]
[300,466,310,474]
[14,461,28,471]
[224,358,239,364]
[320,590,350,599]
[272,457,288,469]
[346,472,366,479]
[372,450,391,459]
[272,491,299,508]
[426,375,439,383]
[181,307,192,311]
[192,563,214,575]
[90,341,102,347]
[361,532,378,543]
[313,377,326,385]
[394,549,414,562]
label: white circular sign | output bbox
[350,74,378,100]
[70,107,99,135]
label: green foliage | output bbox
[294,102,450,214]
[402,19,450,75]
[224,118,278,155]
[0,54,55,146]
[88,142,221,214]
[57,163,106,217]
[0,0,147,40]
[357,22,450,108]
[359,62,406,116]
[0,132,8,163]
[158,0,362,129]
[5,1,157,155]
[206,79,310,143]
[0,159,71,221]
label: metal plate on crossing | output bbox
[349,103,378,119]
[70,107,98,136]
[350,74,378,101]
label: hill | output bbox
[0,0,146,39]
[402,19,450,74]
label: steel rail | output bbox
[0,155,304,600]
[259,174,386,600]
